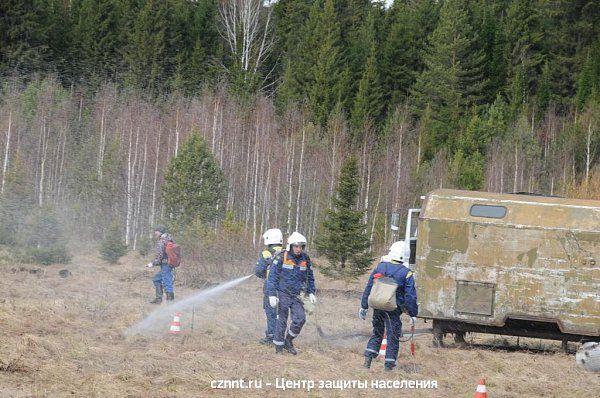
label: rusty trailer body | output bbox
[413,189,600,344]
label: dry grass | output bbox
[0,251,597,398]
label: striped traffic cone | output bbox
[379,334,387,357]
[474,378,487,398]
[169,312,182,334]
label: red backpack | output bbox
[165,241,182,267]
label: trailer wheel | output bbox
[454,331,466,344]
[432,320,444,347]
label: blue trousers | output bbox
[273,291,305,346]
[152,263,174,293]
[364,308,403,365]
[263,293,277,338]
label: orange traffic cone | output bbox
[379,334,387,357]
[474,378,487,398]
[169,312,182,334]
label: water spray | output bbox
[125,274,253,336]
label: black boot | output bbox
[275,344,285,354]
[150,285,163,304]
[363,356,372,369]
[166,292,174,301]
[284,334,297,355]
[384,362,396,371]
[260,336,274,346]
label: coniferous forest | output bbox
[1,0,600,258]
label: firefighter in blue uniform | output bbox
[254,228,284,345]
[359,241,418,371]
[266,232,316,355]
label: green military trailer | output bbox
[403,189,600,347]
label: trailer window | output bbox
[470,204,506,219]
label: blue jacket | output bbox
[266,251,316,297]
[361,261,418,317]
[254,245,283,279]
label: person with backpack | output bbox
[254,228,284,345]
[359,240,418,371]
[266,232,316,355]
[147,225,177,304]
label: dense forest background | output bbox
[0,0,599,258]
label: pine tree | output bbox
[124,0,169,93]
[316,155,373,279]
[71,0,123,86]
[0,0,48,75]
[544,1,600,101]
[17,205,72,265]
[577,38,600,108]
[411,0,488,156]
[350,42,383,137]
[471,0,508,103]
[306,0,343,126]
[45,0,73,80]
[537,60,552,111]
[450,111,489,190]
[339,0,375,99]
[504,0,544,105]
[169,0,220,94]
[99,222,128,264]
[162,132,227,229]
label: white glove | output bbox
[308,293,316,304]
[146,262,154,268]
[358,308,368,320]
[269,296,279,308]
[410,316,417,326]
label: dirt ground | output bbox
[0,252,597,397]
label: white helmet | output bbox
[263,228,283,246]
[286,232,307,251]
[388,240,407,262]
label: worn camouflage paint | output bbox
[415,189,600,337]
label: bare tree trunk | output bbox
[261,157,271,232]
[244,128,252,228]
[274,167,281,227]
[1,110,12,194]
[150,127,162,228]
[500,161,504,193]
[513,142,518,193]
[287,137,295,234]
[586,119,592,185]
[38,118,48,207]
[133,133,148,250]
[329,130,336,207]
[295,127,305,231]
[212,97,219,153]
[252,123,260,246]
[57,126,67,202]
[416,127,422,173]
[97,101,106,180]
[370,183,381,246]
[125,126,136,246]
[394,122,404,208]
[363,154,371,225]
[175,107,180,157]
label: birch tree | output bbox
[218,0,274,93]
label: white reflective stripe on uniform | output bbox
[385,358,396,362]
[288,330,298,337]
[273,340,285,346]
[282,264,294,269]
[366,348,379,355]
